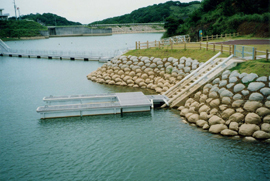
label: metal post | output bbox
[221,43,223,53]
[242,46,244,59]
[254,48,257,60]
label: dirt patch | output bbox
[237,22,269,38]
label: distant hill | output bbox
[166,0,270,39]
[9,13,82,26]
[89,1,200,25]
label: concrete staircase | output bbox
[163,52,236,108]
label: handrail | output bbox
[188,54,233,89]
[163,52,221,95]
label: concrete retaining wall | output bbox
[48,27,112,36]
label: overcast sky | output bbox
[2,0,198,24]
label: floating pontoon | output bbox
[36,92,169,119]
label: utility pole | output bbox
[17,7,21,20]
[13,0,17,20]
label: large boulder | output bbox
[232,100,245,108]
[229,122,239,131]
[242,73,258,83]
[229,113,245,123]
[199,105,211,113]
[220,90,234,97]
[208,115,225,125]
[210,99,220,107]
[209,124,227,134]
[260,88,270,96]
[233,83,246,93]
[256,107,270,117]
[188,114,200,123]
[199,112,209,121]
[245,113,261,124]
[261,123,270,133]
[253,131,270,139]
[249,93,264,101]
[220,129,238,136]
[196,120,208,127]
[239,124,260,136]
[221,108,235,120]
[247,82,265,92]
[243,101,263,112]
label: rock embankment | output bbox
[179,70,270,141]
[87,55,202,94]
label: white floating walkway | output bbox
[37,92,168,119]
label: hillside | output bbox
[165,0,270,40]
[0,20,47,38]
[9,13,82,26]
[89,1,200,25]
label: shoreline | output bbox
[87,54,270,142]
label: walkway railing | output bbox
[0,39,11,52]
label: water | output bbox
[1,34,270,180]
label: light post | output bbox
[13,0,17,20]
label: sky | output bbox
[1,0,198,24]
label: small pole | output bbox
[254,48,257,60]
[221,43,223,53]
[213,43,215,51]
[206,42,208,51]
[266,49,269,61]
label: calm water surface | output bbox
[0,34,269,180]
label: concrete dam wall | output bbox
[40,27,112,37]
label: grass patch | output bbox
[230,59,270,76]
[205,34,270,43]
[124,49,230,62]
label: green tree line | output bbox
[89,1,200,25]
[163,0,270,39]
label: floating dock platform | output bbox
[36,92,169,119]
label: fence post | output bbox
[136,41,137,49]
[138,41,140,49]
[147,41,149,49]
[221,43,223,53]
[155,40,157,47]
[213,43,215,52]
[189,37,190,43]
[201,36,203,42]
[200,42,201,50]
[232,45,235,55]
[254,48,257,60]
[233,32,235,37]
[184,42,186,50]
[206,42,208,51]
[266,49,269,61]
[216,34,218,39]
[207,35,208,41]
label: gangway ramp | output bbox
[163,52,238,108]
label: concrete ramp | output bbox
[163,52,237,108]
